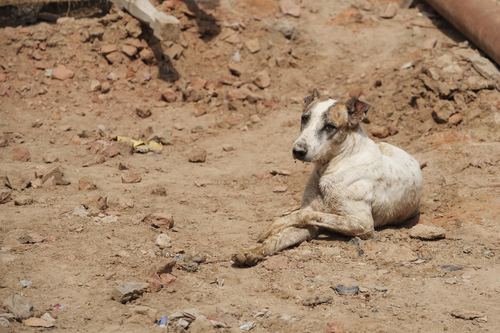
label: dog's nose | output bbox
[293,144,308,160]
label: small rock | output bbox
[432,100,454,124]
[374,286,388,292]
[160,273,178,286]
[0,190,12,204]
[3,295,33,320]
[78,178,98,191]
[448,113,463,125]
[273,186,288,193]
[6,171,30,190]
[387,124,398,136]
[139,48,155,64]
[326,321,345,333]
[349,87,363,98]
[245,39,260,53]
[228,63,245,76]
[254,70,270,89]
[51,65,74,80]
[451,309,487,322]
[14,196,33,206]
[23,318,53,328]
[335,285,359,295]
[115,141,134,156]
[222,144,234,152]
[41,313,56,324]
[422,37,438,50]
[410,224,446,240]
[144,258,177,276]
[162,88,177,102]
[151,186,167,196]
[108,72,119,81]
[101,45,117,55]
[156,234,172,249]
[13,148,31,162]
[270,169,291,176]
[106,51,124,64]
[90,80,101,92]
[111,282,149,303]
[303,295,332,307]
[149,214,174,228]
[280,0,301,17]
[27,232,43,243]
[188,148,207,163]
[250,115,261,123]
[371,126,389,138]
[183,87,202,102]
[43,153,59,163]
[100,145,120,158]
[440,265,462,272]
[121,172,142,183]
[0,137,8,147]
[126,306,158,325]
[147,129,173,145]
[42,166,71,185]
[146,273,163,292]
[42,176,56,189]
[122,44,138,57]
[101,81,111,93]
[135,107,151,119]
[379,2,398,18]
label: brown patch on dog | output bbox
[303,96,331,114]
[327,103,348,130]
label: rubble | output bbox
[111,282,149,303]
[410,224,446,240]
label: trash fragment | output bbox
[334,285,359,295]
[302,295,333,307]
[157,316,168,328]
[116,136,162,153]
[440,265,462,272]
[19,280,32,288]
[23,318,53,327]
[374,286,388,292]
[349,236,364,255]
[3,294,34,320]
[240,322,256,331]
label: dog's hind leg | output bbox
[232,226,318,266]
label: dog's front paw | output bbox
[231,250,261,266]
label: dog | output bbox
[232,88,423,266]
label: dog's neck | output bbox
[314,124,371,176]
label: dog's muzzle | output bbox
[292,143,308,160]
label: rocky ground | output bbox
[1,0,500,332]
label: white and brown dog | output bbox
[232,88,422,266]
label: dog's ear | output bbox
[346,96,371,125]
[303,88,320,111]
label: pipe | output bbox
[424,0,500,66]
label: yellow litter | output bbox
[116,136,162,153]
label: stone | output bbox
[147,129,173,145]
[250,115,261,123]
[116,141,134,156]
[422,37,438,50]
[164,43,184,60]
[156,234,172,249]
[451,309,487,322]
[3,230,29,246]
[371,126,389,138]
[0,190,11,204]
[160,273,178,286]
[146,273,163,292]
[42,176,56,189]
[139,48,155,64]
[245,39,260,53]
[121,172,142,183]
[228,88,250,100]
[191,77,207,90]
[3,295,33,320]
[26,232,43,243]
[136,107,152,118]
[0,83,10,96]
[326,321,345,333]
[183,87,202,102]
[410,224,446,240]
[111,282,149,303]
[144,258,177,276]
[432,100,455,124]
[6,172,30,190]
[106,51,124,64]
[100,146,120,158]
[101,82,111,93]
[273,186,288,193]
[379,2,397,18]
[90,80,101,92]
[470,53,500,84]
[41,313,55,324]
[108,72,119,81]
[151,186,167,196]
[43,153,59,163]
[188,148,207,163]
[126,306,158,325]
[254,70,270,89]
[0,137,8,147]
[387,124,398,136]
[280,0,301,17]
[122,44,138,57]
[101,45,117,55]
[42,166,71,185]
[78,178,98,191]
[13,148,30,162]
[14,196,33,206]
[228,63,244,76]
[126,19,142,38]
[23,318,53,328]
[149,214,174,228]
[448,113,463,125]
[162,88,177,102]
[222,144,234,152]
[303,295,333,307]
[52,65,74,80]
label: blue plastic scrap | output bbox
[157,316,168,328]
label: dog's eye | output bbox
[324,124,336,131]
[301,114,309,124]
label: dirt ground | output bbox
[1,0,500,332]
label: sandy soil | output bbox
[1,0,500,332]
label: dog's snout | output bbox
[293,144,308,160]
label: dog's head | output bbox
[292,88,371,163]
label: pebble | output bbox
[0,190,12,204]
[13,148,31,162]
[100,145,120,158]
[228,63,245,76]
[250,115,261,123]
[24,318,53,328]
[135,107,152,118]
[371,126,389,138]
[106,51,124,64]
[448,113,463,125]
[422,37,438,50]
[101,81,111,93]
[122,44,138,57]
[42,166,71,185]
[280,0,301,17]
[90,80,101,92]
[111,282,149,303]
[254,70,270,89]
[440,265,462,272]
[273,186,288,193]
[188,148,207,163]
[410,224,446,240]
[156,234,172,249]
[139,48,155,63]
[78,178,98,191]
[107,72,119,81]
[14,196,33,206]
[222,144,234,152]
[162,88,177,102]
[43,153,59,163]
[6,171,30,190]
[51,65,74,80]
[374,286,388,292]
[41,313,56,324]
[379,2,398,18]
[302,295,332,307]
[101,45,117,55]
[121,171,142,183]
[245,38,260,53]
[151,186,167,196]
